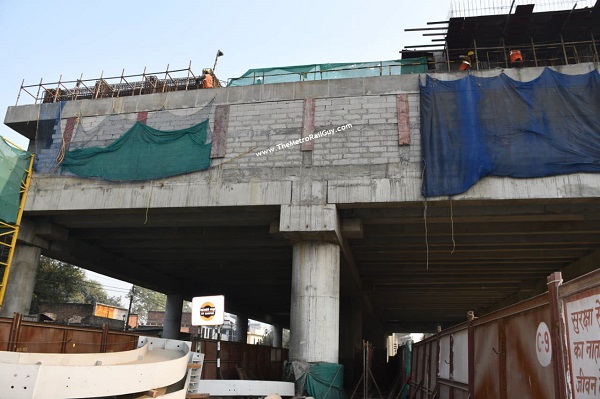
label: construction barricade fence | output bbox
[406,268,600,399]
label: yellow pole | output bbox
[0,153,35,307]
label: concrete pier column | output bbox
[272,324,283,348]
[0,245,42,317]
[290,240,340,363]
[163,294,183,339]
[235,314,249,343]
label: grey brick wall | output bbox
[35,76,423,184]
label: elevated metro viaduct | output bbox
[2,63,600,372]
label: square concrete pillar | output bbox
[0,244,42,317]
[163,294,183,339]
[290,240,340,363]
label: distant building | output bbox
[146,311,236,341]
[247,320,270,345]
[387,333,425,357]
[39,302,138,330]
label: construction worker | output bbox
[459,51,474,71]
[202,68,214,89]
[509,50,523,67]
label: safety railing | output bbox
[437,39,600,72]
[226,59,430,87]
[15,62,222,106]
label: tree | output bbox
[129,285,166,324]
[31,256,121,313]
[282,329,290,349]
[31,257,87,313]
[258,327,274,346]
[71,279,122,307]
[258,327,290,348]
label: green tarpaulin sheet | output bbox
[62,119,212,181]
[292,361,345,399]
[0,137,32,225]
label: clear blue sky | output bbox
[0,0,451,149]
[0,0,450,304]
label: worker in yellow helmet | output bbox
[459,51,474,71]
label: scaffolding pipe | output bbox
[561,34,569,64]
[54,75,62,103]
[591,31,599,65]
[139,66,147,96]
[501,0,517,38]
[501,37,509,68]
[35,78,42,105]
[474,38,480,70]
[15,79,24,106]
[531,36,539,67]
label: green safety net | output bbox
[228,58,428,86]
[61,120,212,181]
[0,136,32,225]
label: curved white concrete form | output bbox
[0,337,190,399]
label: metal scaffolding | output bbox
[448,0,594,18]
[402,0,600,72]
[15,62,222,106]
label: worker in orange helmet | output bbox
[509,50,523,67]
[459,51,474,71]
[202,68,214,89]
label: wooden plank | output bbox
[128,387,167,398]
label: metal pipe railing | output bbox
[16,64,204,106]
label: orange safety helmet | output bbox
[510,50,523,64]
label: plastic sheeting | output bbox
[420,68,600,197]
[228,58,428,86]
[62,120,211,181]
[0,137,32,224]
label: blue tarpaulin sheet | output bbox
[420,68,600,197]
